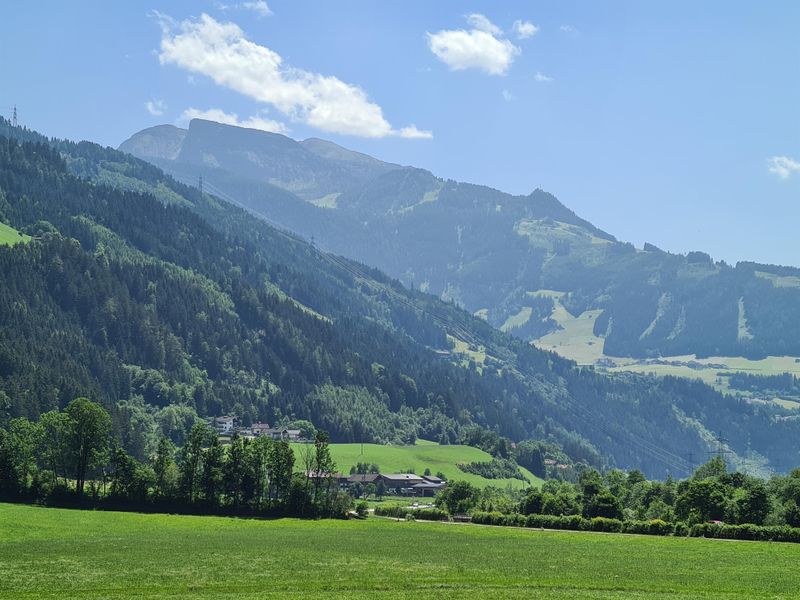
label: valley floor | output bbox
[2,503,799,598]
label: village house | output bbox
[213,415,236,435]
[250,422,272,437]
[264,426,302,441]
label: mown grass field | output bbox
[531,294,800,406]
[3,503,800,599]
[291,439,542,489]
[0,222,29,246]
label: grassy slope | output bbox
[533,295,800,407]
[3,504,800,599]
[291,440,542,489]
[0,222,29,246]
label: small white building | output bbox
[213,415,236,435]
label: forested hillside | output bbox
[121,120,800,360]
[1,118,798,476]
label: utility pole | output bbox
[12,105,17,127]
[198,175,203,197]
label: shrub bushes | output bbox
[472,511,800,545]
[471,512,525,526]
[524,513,585,530]
[373,504,447,521]
[689,523,800,543]
[383,503,800,545]
[623,519,673,536]
[588,517,623,533]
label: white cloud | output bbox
[501,89,515,102]
[560,24,578,34]
[465,13,502,36]
[157,14,430,139]
[513,20,539,40]
[241,1,272,17]
[145,99,166,116]
[534,71,553,83]
[215,1,272,17]
[398,125,434,139]
[180,107,289,134]
[768,156,800,180]
[427,15,520,76]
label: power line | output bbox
[707,431,734,463]
[686,451,696,473]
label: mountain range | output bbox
[121,119,800,361]
[0,117,798,478]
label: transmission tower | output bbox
[12,105,17,127]
[198,175,203,196]
[707,431,734,464]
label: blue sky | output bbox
[1,1,798,266]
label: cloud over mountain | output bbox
[156,13,431,139]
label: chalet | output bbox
[213,415,236,435]
[284,429,302,441]
[250,422,272,437]
[264,427,303,441]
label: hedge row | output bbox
[472,512,630,532]
[374,504,448,521]
[469,512,800,543]
[689,523,800,543]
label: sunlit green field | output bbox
[531,295,800,405]
[3,503,800,599]
[0,222,28,246]
[291,439,542,489]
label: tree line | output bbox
[0,399,351,518]
[432,455,800,531]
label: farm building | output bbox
[347,473,381,485]
[374,473,446,496]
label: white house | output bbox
[213,415,236,435]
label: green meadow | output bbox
[532,294,800,407]
[291,439,542,489]
[0,222,28,246]
[2,503,800,599]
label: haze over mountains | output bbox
[4,116,800,477]
[122,120,800,361]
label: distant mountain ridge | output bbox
[122,119,402,202]
[120,120,800,361]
